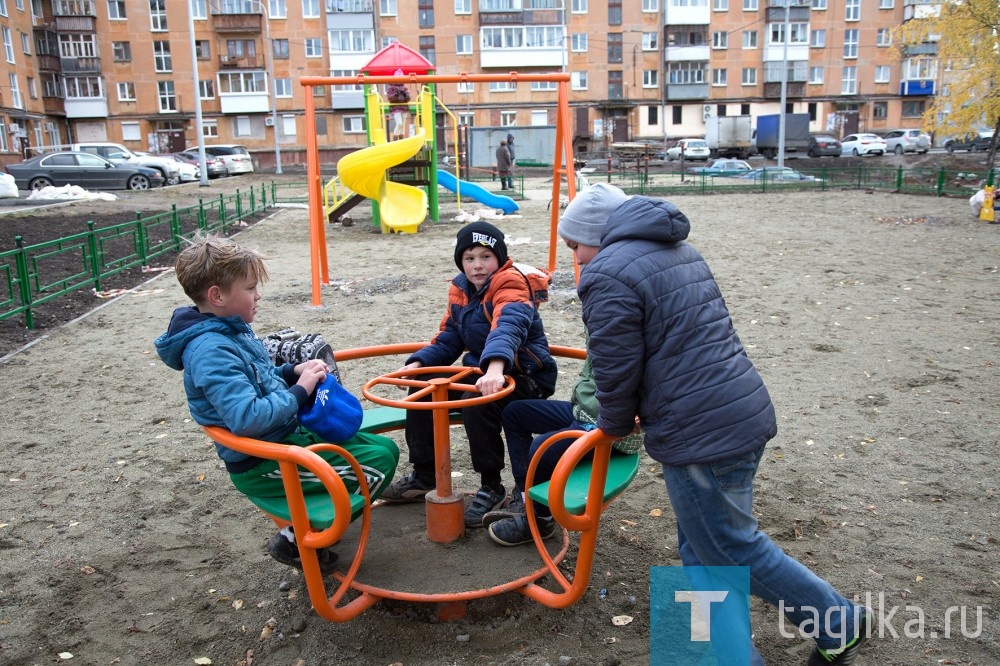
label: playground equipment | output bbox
[437,169,519,215]
[304,71,577,308]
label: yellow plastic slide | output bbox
[336,131,427,234]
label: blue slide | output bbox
[437,169,519,214]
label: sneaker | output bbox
[380,471,435,503]
[267,532,338,575]
[482,490,525,528]
[463,485,506,528]
[487,514,556,546]
[807,608,872,665]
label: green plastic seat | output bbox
[528,451,640,516]
[359,406,463,433]
[247,491,367,531]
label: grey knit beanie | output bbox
[557,183,629,247]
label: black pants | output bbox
[404,370,545,490]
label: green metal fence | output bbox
[0,181,307,330]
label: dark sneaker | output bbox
[488,514,556,546]
[482,490,525,528]
[267,532,338,575]
[380,471,435,503]
[807,608,872,665]
[464,485,506,528]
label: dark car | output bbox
[5,151,164,191]
[176,150,228,179]
[807,135,842,157]
[944,132,994,153]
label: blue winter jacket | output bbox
[154,306,308,465]
[408,260,558,396]
[577,197,777,466]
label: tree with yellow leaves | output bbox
[895,0,999,177]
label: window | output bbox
[64,76,102,98]
[810,29,825,47]
[149,0,166,31]
[712,31,727,49]
[571,71,587,90]
[275,78,292,97]
[490,81,516,92]
[668,61,706,84]
[741,67,756,85]
[458,112,474,126]
[235,116,252,137]
[642,0,658,10]
[199,79,215,99]
[107,0,125,18]
[876,29,891,47]
[872,101,887,119]
[811,0,826,8]
[608,33,622,64]
[770,22,808,45]
[381,36,396,48]
[874,65,890,83]
[742,0,756,9]
[313,84,326,97]
[845,0,858,21]
[269,0,286,18]
[902,100,925,117]
[457,81,474,93]
[500,111,516,127]
[531,80,557,91]
[642,33,657,51]
[158,80,176,112]
[20,31,29,54]
[844,29,857,59]
[2,27,13,63]
[571,0,586,13]
[202,120,219,138]
[608,0,621,25]
[121,121,139,141]
[571,34,588,52]
[841,65,856,94]
[153,41,171,72]
[190,0,206,18]
[808,66,823,84]
[418,0,433,28]
[343,115,365,133]
[305,38,322,57]
[643,70,658,87]
[112,41,130,62]
[273,39,288,58]
[219,71,265,93]
[879,0,893,7]
[59,34,97,58]
[380,0,397,15]
[330,69,361,91]
[672,105,682,124]
[116,81,135,101]
[608,71,622,99]
[713,0,727,9]
[6,74,20,107]
[329,30,373,53]
[647,106,658,126]
[27,76,36,98]
[303,0,319,17]
[456,35,472,55]
[281,114,296,137]
[195,40,210,59]
[712,68,727,86]
[742,30,757,48]
[419,35,435,64]
[454,0,470,14]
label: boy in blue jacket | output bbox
[561,183,870,666]
[155,234,398,574]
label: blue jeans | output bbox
[661,445,859,662]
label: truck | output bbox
[752,113,811,159]
[705,115,753,159]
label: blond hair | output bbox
[174,233,269,304]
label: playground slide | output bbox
[437,169,519,215]
[337,132,428,234]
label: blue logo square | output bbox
[650,566,752,665]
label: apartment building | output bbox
[0,0,939,169]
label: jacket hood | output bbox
[600,197,691,249]
[155,306,247,371]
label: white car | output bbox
[665,139,711,162]
[141,152,199,183]
[69,142,182,185]
[840,134,887,157]
[201,144,255,175]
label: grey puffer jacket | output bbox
[577,197,777,466]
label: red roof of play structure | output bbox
[361,43,435,76]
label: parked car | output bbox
[142,152,199,182]
[881,129,931,155]
[664,139,711,162]
[5,151,164,191]
[176,151,229,179]
[806,135,842,157]
[840,133,888,156]
[737,166,819,183]
[62,142,181,185]
[944,131,995,153]
[200,144,254,175]
[687,159,753,177]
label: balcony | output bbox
[326,0,373,11]
[666,83,709,101]
[764,5,811,22]
[212,13,263,33]
[479,5,563,26]
[900,79,934,96]
[65,97,109,119]
[43,96,66,116]
[60,56,101,73]
[36,54,62,72]
[220,54,264,69]
[763,81,806,98]
[54,14,96,32]
[903,1,941,21]
[903,42,938,57]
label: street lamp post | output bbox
[259,1,282,174]
[777,0,791,169]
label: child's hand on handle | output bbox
[397,361,422,389]
[476,360,507,396]
[294,361,328,395]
